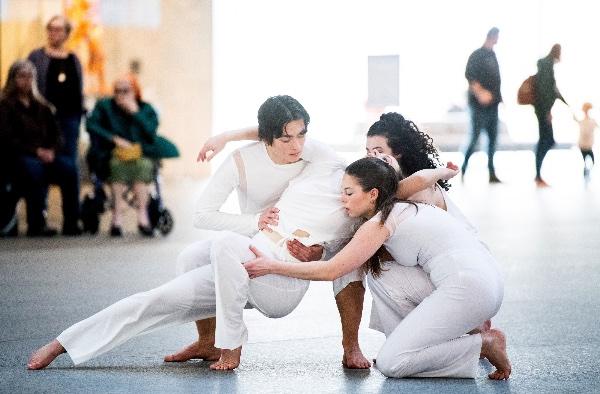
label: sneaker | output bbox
[110,225,123,237]
[489,173,502,183]
[63,225,83,236]
[138,224,154,237]
[27,226,58,237]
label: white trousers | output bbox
[368,256,503,379]
[57,231,362,364]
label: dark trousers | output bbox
[581,149,594,165]
[534,109,556,179]
[462,104,499,175]
[57,113,82,161]
[17,154,80,231]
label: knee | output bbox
[376,348,413,378]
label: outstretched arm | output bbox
[197,126,259,162]
[397,162,459,199]
[244,219,389,281]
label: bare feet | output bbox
[209,347,242,371]
[342,346,371,369]
[535,178,550,188]
[27,339,65,370]
[481,329,512,380]
[164,341,220,362]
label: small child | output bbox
[575,103,597,177]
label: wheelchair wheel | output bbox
[156,208,174,235]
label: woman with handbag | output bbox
[533,44,567,187]
[86,76,158,236]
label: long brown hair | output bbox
[1,60,51,108]
[345,157,416,277]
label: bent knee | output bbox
[376,349,413,378]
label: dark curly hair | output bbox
[367,112,450,191]
[257,95,310,145]
[345,157,417,277]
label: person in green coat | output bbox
[86,76,158,236]
[533,44,566,187]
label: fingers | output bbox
[446,161,459,171]
[248,245,263,258]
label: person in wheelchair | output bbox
[86,75,168,237]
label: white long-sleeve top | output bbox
[194,138,339,236]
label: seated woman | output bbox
[245,157,511,380]
[86,76,157,236]
[27,157,453,371]
[0,60,80,236]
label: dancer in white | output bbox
[167,95,369,369]
[245,157,512,380]
[26,153,451,370]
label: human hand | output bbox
[258,207,279,232]
[439,163,459,180]
[287,239,324,262]
[36,147,55,163]
[446,161,459,171]
[197,134,227,162]
[244,245,277,278]
[373,151,400,173]
[112,135,133,148]
[115,93,139,114]
[471,82,493,106]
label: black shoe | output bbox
[27,226,58,237]
[138,224,154,237]
[489,173,502,183]
[63,224,83,236]
[110,225,123,237]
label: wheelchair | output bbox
[80,135,178,236]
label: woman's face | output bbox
[366,135,395,157]
[340,174,377,219]
[15,69,33,94]
[267,119,307,164]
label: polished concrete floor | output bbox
[1,149,599,393]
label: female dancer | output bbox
[245,157,511,380]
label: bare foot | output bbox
[481,329,512,380]
[27,339,65,370]
[209,347,242,371]
[342,346,371,369]
[164,341,220,362]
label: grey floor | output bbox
[1,149,599,393]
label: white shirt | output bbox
[194,138,339,236]
[578,118,597,150]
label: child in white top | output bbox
[574,102,597,177]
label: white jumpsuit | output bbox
[56,160,360,364]
[368,202,504,379]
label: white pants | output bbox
[57,231,362,364]
[369,256,503,379]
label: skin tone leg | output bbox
[111,183,128,227]
[27,339,65,370]
[164,318,220,362]
[132,182,150,228]
[480,328,512,380]
[336,281,371,369]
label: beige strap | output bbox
[233,150,247,211]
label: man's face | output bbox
[490,33,499,46]
[47,19,69,47]
[268,119,307,164]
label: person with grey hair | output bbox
[462,27,502,183]
[0,60,80,236]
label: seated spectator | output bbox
[0,60,80,236]
[86,76,158,237]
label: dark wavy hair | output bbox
[345,157,416,277]
[367,112,450,191]
[257,95,310,145]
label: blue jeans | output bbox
[462,104,499,175]
[57,113,82,162]
[17,154,80,231]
